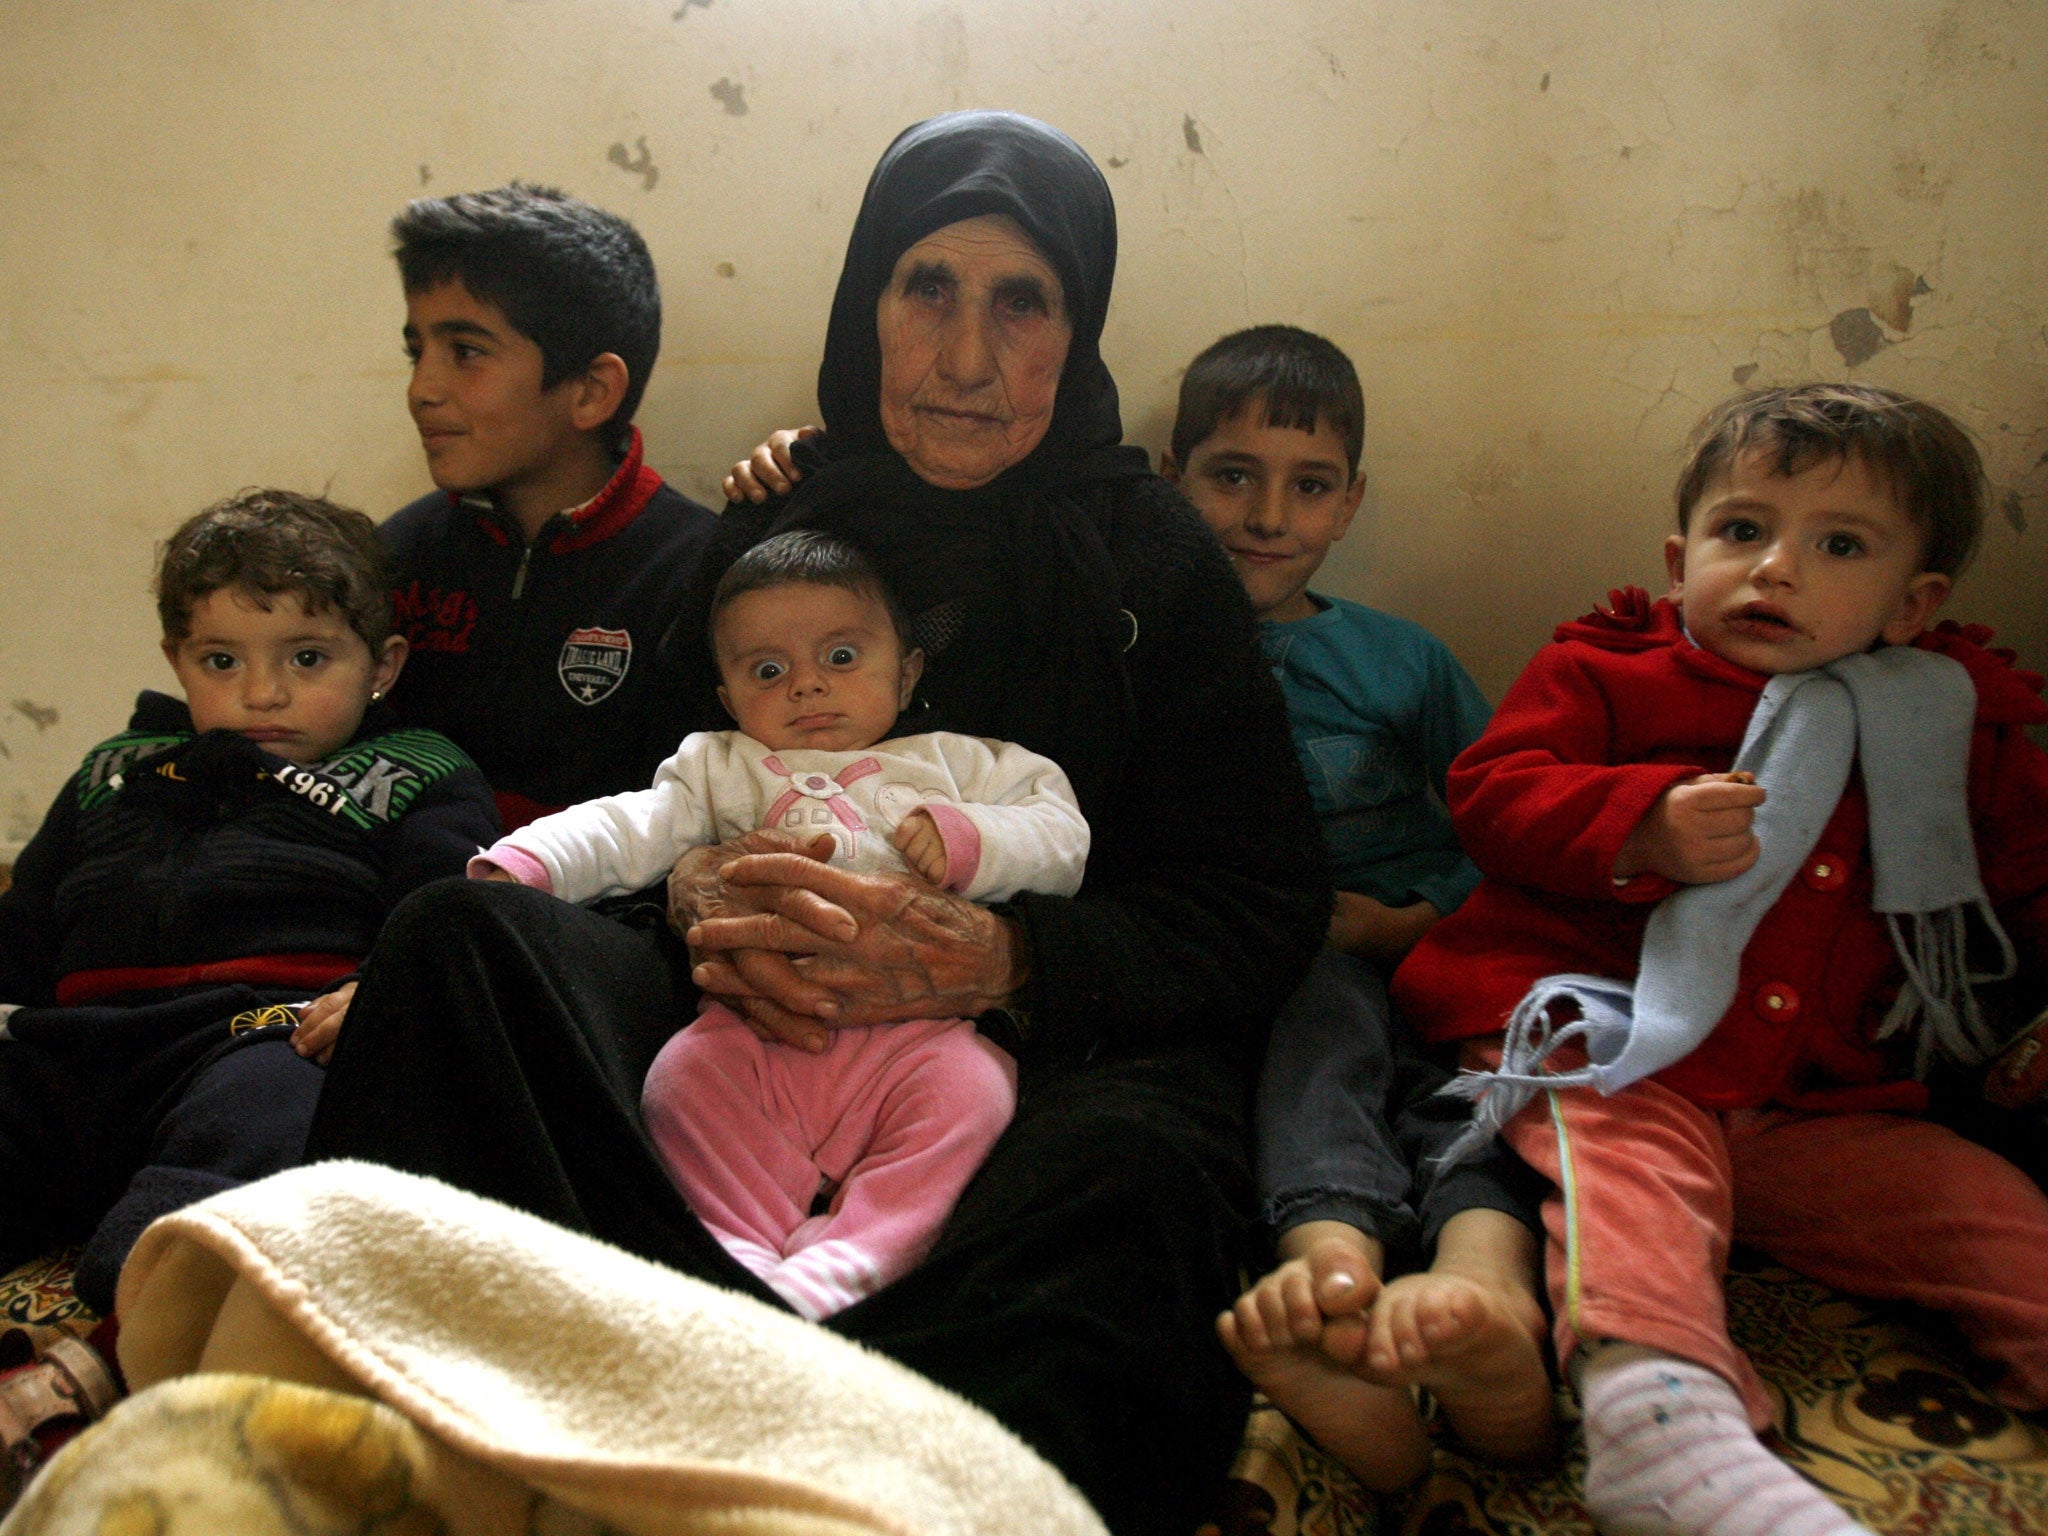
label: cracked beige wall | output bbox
[3,0,2044,848]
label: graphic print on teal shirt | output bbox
[1261,594,1489,915]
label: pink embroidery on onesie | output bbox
[760,756,883,857]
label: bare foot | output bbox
[1362,1267,1554,1463]
[1216,1239,1430,1492]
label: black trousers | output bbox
[0,987,325,1313]
[307,879,1258,1536]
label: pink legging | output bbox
[643,1004,1017,1319]
[1476,1042,2048,1426]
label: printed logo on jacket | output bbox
[559,626,632,705]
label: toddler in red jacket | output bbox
[1393,384,2048,1536]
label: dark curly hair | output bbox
[156,489,393,648]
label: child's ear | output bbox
[1158,449,1182,485]
[715,683,736,723]
[1881,571,1952,646]
[1330,469,1367,542]
[568,353,631,435]
[1663,533,1688,599]
[898,647,925,709]
[160,637,181,673]
[372,634,409,699]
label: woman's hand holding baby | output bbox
[1613,771,1766,885]
[292,981,355,1065]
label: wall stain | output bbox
[1829,308,1886,368]
[607,137,658,190]
[1870,269,1931,333]
[1182,115,1203,155]
[711,78,748,116]
[1540,72,1550,91]
[2004,490,2028,535]
[673,0,711,16]
[715,261,736,278]
[417,164,432,186]
[1106,156,1128,169]
[1732,362,1759,385]
[9,701,56,732]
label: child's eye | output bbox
[1294,477,1332,497]
[1820,532,1864,557]
[291,648,328,669]
[751,659,787,683]
[826,644,860,667]
[1213,468,1252,489]
[1721,518,1763,543]
[200,652,237,673]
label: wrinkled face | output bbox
[402,279,584,499]
[1666,448,1949,675]
[1167,403,1363,623]
[875,215,1073,490]
[714,582,924,754]
[164,587,405,764]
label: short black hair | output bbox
[709,531,914,654]
[1171,325,1365,476]
[157,489,392,648]
[393,182,660,454]
[1677,384,1986,577]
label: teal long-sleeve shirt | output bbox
[1260,594,1490,916]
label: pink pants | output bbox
[1478,1044,2048,1427]
[642,1004,1017,1319]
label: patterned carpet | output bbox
[1206,1248,2048,1536]
[2,1245,2045,1532]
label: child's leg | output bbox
[1218,1219,1432,1492]
[768,1019,1016,1320]
[1486,1048,1868,1535]
[1223,952,1435,1490]
[75,1034,323,1314]
[1726,1108,2048,1410]
[640,1007,825,1286]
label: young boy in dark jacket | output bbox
[380,183,717,829]
[0,489,496,1327]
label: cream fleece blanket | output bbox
[25,1161,1107,1536]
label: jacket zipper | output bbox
[510,542,534,601]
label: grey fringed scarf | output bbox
[1439,643,2016,1164]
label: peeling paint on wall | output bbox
[2005,490,2028,535]
[1182,115,1203,154]
[607,137,658,190]
[9,702,56,732]
[1829,307,1887,368]
[711,78,747,116]
[1732,363,1759,385]
[672,0,711,17]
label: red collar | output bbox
[460,427,664,552]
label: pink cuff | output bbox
[468,844,553,892]
[919,803,982,892]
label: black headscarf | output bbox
[680,111,1153,822]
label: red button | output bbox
[1801,855,1849,892]
[1754,982,1801,1021]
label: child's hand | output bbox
[722,426,818,503]
[1613,771,1766,884]
[292,981,355,1065]
[1328,893,1440,964]
[892,809,949,885]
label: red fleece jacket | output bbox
[1392,589,2048,1112]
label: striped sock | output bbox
[1578,1349,1869,1536]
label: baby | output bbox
[472,529,1088,1317]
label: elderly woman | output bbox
[305,112,1326,1535]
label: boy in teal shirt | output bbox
[1164,327,1553,1488]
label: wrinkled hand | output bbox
[292,981,354,1065]
[675,846,1022,1051]
[721,425,818,503]
[891,809,949,886]
[1613,771,1766,884]
[1327,893,1440,965]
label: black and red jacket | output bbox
[379,427,718,829]
[0,692,498,1008]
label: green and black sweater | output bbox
[0,691,498,1007]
